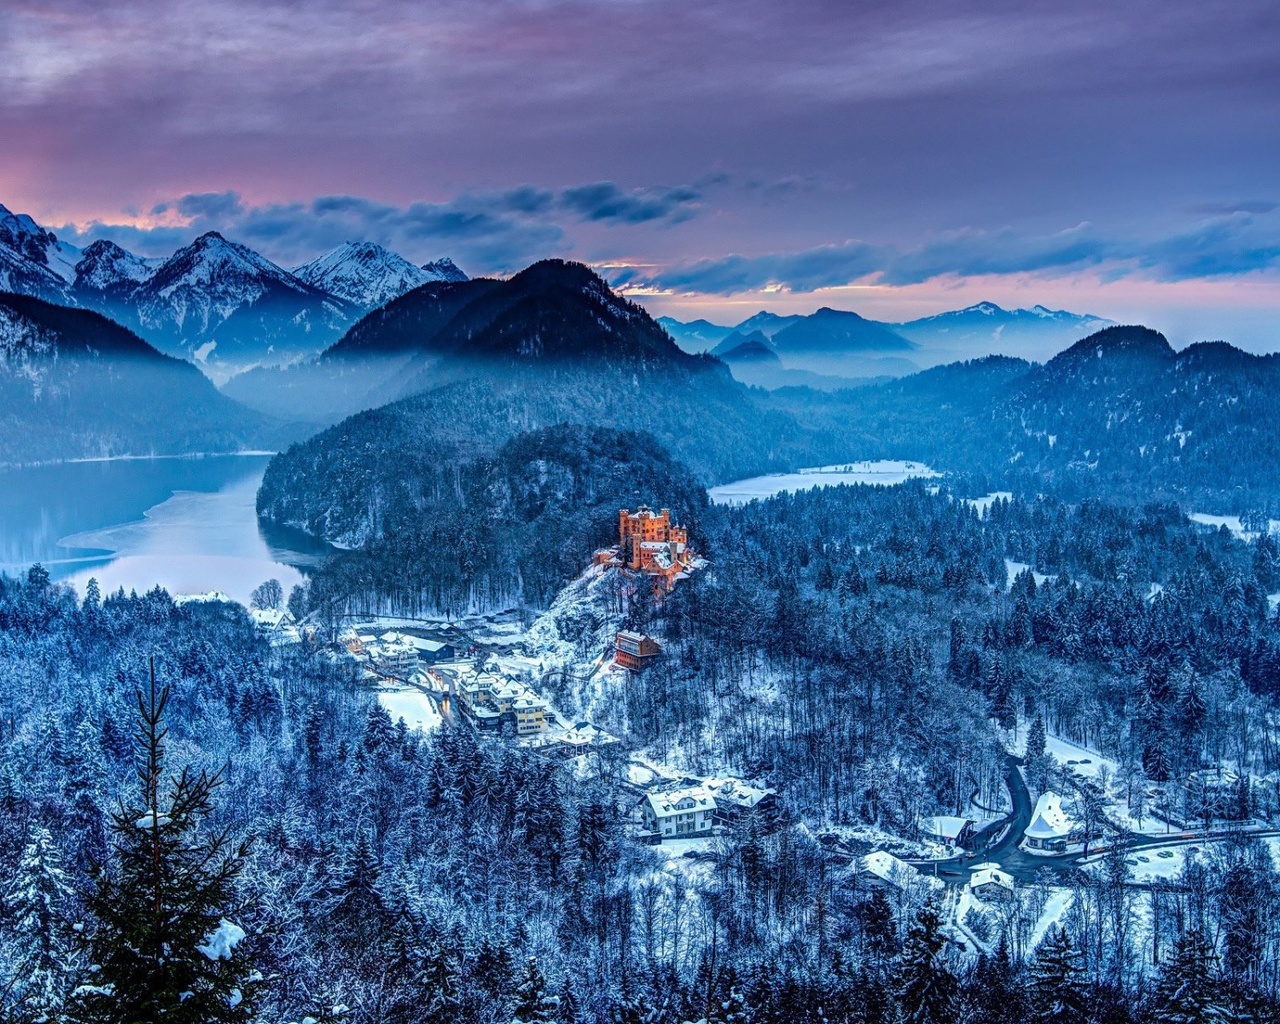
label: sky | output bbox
[3,0,1278,349]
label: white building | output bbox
[250,607,302,648]
[922,815,975,846]
[968,865,1015,899]
[704,778,776,821]
[1023,792,1075,852]
[859,850,945,894]
[644,786,717,839]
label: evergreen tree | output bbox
[1029,927,1087,1024]
[68,663,257,1024]
[512,956,560,1024]
[1154,930,1231,1024]
[3,823,78,1021]
[896,901,958,1024]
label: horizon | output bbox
[7,196,1275,361]
[4,0,1277,352]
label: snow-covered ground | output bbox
[708,460,938,505]
[1028,888,1074,950]
[1003,559,1051,590]
[1188,512,1280,541]
[964,492,1013,517]
[377,687,442,733]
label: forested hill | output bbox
[781,325,1280,509]
[276,423,709,615]
[222,260,724,424]
[0,291,274,465]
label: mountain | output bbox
[712,330,778,362]
[421,257,468,282]
[770,307,914,354]
[659,301,1113,365]
[124,232,355,372]
[72,240,161,302]
[0,203,80,284]
[256,260,844,551]
[895,301,1114,359]
[734,310,804,337]
[221,278,503,424]
[778,323,1280,506]
[657,316,735,352]
[227,261,719,425]
[0,291,272,465]
[0,202,476,377]
[0,204,80,303]
[293,242,469,308]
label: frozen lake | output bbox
[0,455,333,606]
[708,460,939,505]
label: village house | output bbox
[704,778,776,824]
[372,631,421,680]
[859,851,945,895]
[615,630,662,670]
[922,815,976,849]
[448,667,549,736]
[1022,791,1076,852]
[250,607,302,649]
[968,865,1015,900]
[644,785,717,839]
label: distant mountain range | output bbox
[0,291,274,465]
[0,202,467,378]
[659,300,1114,387]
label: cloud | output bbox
[53,179,712,271]
[624,211,1280,295]
[559,182,703,224]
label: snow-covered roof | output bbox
[924,815,973,840]
[1024,792,1074,840]
[705,778,775,809]
[648,786,715,818]
[861,851,944,891]
[969,867,1015,893]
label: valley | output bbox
[4,216,1280,1024]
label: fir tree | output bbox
[896,901,958,1024]
[1029,927,1087,1024]
[3,823,78,1021]
[1154,930,1231,1024]
[512,956,560,1024]
[68,662,257,1024]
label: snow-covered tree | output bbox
[2,824,78,1021]
[68,664,257,1024]
[896,901,957,1024]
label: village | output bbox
[249,504,1280,960]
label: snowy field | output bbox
[376,688,442,733]
[964,492,1013,516]
[1003,559,1051,590]
[708,460,939,505]
[1188,512,1280,541]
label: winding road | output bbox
[913,754,1280,886]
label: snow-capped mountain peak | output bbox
[0,202,81,283]
[295,242,444,308]
[156,231,304,295]
[73,239,160,293]
[421,257,468,283]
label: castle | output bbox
[594,506,695,589]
